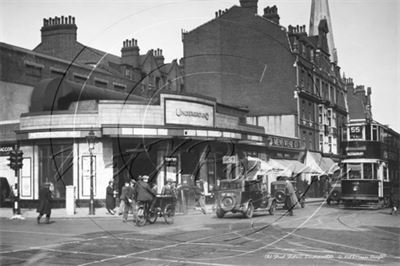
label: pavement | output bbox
[0,197,326,219]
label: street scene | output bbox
[0,0,399,265]
[1,202,399,265]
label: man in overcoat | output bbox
[285,179,298,216]
[194,180,206,214]
[120,180,134,222]
[135,175,156,211]
[37,182,53,224]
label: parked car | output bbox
[0,177,12,207]
[270,177,305,209]
[215,178,276,218]
[326,181,341,205]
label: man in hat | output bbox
[161,178,174,196]
[285,179,298,216]
[194,180,206,214]
[120,180,134,222]
[135,175,156,215]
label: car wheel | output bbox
[244,202,254,219]
[269,201,276,215]
[216,208,225,218]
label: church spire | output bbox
[309,0,338,63]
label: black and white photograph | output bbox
[0,0,399,265]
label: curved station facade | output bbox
[14,78,302,205]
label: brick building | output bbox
[183,0,347,155]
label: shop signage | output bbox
[345,142,380,158]
[267,136,301,149]
[0,145,13,156]
[165,99,214,127]
[165,157,177,166]
[223,156,237,164]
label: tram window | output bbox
[348,163,362,179]
[383,166,389,181]
[365,125,371,140]
[363,164,373,179]
[372,125,378,141]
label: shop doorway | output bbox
[39,143,73,199]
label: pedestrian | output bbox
[105,180,115,215]
[161,178,174,196]
[135,175,156,216]
[37,182,53,224]
[285,179,298,216]
[391,185,399,215]
[120,180,134,222]
[194,180,206,214]
[175,182,184,213]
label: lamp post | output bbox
[86,129,97,215]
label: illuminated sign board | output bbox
[165,99,214,127]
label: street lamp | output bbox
[86,129,97,215]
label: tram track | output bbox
[2,205,398,265]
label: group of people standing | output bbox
[106,176,207,222]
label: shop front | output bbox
[11,91,302,208]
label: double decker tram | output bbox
[340,121,400,208]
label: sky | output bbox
[1,0,399,132]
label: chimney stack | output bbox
[240,0,258,14]
[263,5,280,24]
[153,48,165,66]
[121,38,140,68]
[40,15,77,44]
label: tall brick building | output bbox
[183,0,347,160]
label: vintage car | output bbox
[270,178,305,209]
[326,181,341,205]
[214,178,276,218]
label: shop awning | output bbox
[246,157,312,178]
[246,156,284,180]
[269,159,316,176]
[304,151,340,175]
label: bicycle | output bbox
[136,195,176,226]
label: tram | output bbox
[340,120,400,208]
